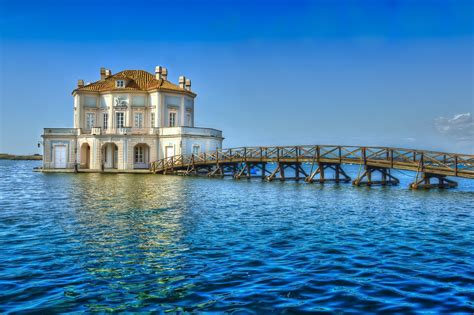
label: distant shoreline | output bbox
[0,154,42,160]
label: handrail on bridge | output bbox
[150,145,474,180]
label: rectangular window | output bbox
[135,146,144,163]
[151,113,155,128]
[134,112,143,128]
[116,112,124,128]
[103,113,108,129]
[192,145,200,156]
[169,112,176,127]
[186,113,191,126]
[86,113,95,129]
[116,80,125,88]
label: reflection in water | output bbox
[66,174,196,312]
[1,160,473,313]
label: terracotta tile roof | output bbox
[74,70,196,96]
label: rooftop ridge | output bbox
[73,69,196,96]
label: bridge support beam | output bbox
[234,162,251,179]
[266,162,308,182]
[305,163,351,183]
[184,163,197,175]
[207,164,224,177]
[410,173,457,189]
[234,162,270,180]
[353,166,399,186]
[266,162,284,181]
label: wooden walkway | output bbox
[150,145,474,189]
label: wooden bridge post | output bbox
[279,163,285,181]
[294,146,300,180]
[294,164,300,181]
[455,156,458,176]
[390,149,394,168]
[420,152,424,172]
[366,168,372,186]
[216,150,219,174]
[319,163,325,183]
[381,170,387,185]
[410,173,458,189]
[362,147,367,165]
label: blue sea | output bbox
[1,160,473,313]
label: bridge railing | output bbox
[150,145,474,178]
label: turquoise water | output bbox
[1,160,473,313]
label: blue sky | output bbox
[1,0,473,154]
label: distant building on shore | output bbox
[42,66,223,171]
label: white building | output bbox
[42,66,223,171]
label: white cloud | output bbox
[434,113,474,153]
[435,113,474,139]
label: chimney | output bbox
[77,79,84,88]
[185,79,191,91]
[155,66,163,80]
[100,67,106,80]
[105,69,112,78]
[179,76,186,89]
[162,68,168,80]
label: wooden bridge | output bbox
[150,145,474,189]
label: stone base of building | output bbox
[41,127,223,171]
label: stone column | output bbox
[155,92,161,128]
[152,92,161,128]
[160,93,165,127]
[127,97,132,127]
[108,95,113,131]
[191,99,195,127]
[180,96,185,126]
[74,94,81,129]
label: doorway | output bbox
[53,145,67,168]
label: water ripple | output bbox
[0,160,473,313]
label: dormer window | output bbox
[116,80,125,88]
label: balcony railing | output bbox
[82,127,136,135]
[45,127,223,138]
[157,127,222,138]
[91,127,102,135]
[43,128,79,136]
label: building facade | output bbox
[42,66,223,171]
